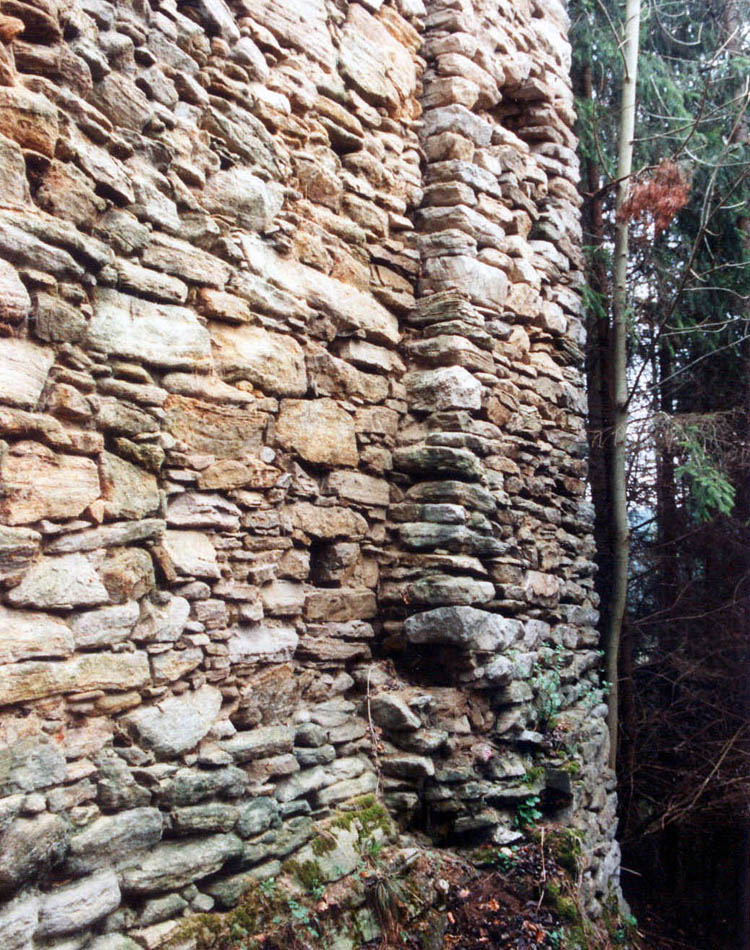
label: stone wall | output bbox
[0,0,620,946]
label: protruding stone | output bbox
[0,652,150,707]
[6,554,109,609]
[67,808,164,875]
[210,324,307,396]
[87,289,211,369]
[162,531,220,579]
[276,399,357,467]
[99,452,159,521]
[123,686,222,758]
[0,87,58,156]
[0,605,74,663]
[37,870,121,937]
[120,834,243,895]
[370,694,421,732]
[0,813,68,896]
[0,339,53,410]
[404,606,523,652]
[405,366,482,411]
[0,445,100,524]
[227,624,298,663]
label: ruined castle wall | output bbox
[0,0,619,946]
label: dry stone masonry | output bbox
[0,0,621,945]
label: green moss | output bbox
[311,832,338,856]
[547,828,583,877]
[330,795,393,849]
[522,765,545,785]
[544,882,581,923]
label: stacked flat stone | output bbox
[0,0,619,946]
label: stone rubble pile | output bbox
[0,0,620,946]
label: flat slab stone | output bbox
[276,399,358,467]
[87,288,211,369]
[0,652,150,707]
[6,554,109,609]
[0,893,39,950]
[67,808,164,875]
[220,725,294,763]
[163,394,266,458]
[37,869,121,937]
[227,623,298,663]
[0,735,67,795]
[0,813,68,896]
[0,339,53,409]
[240,235,399,345]
[404,606,523,652]
[0,446,100,524]
[119,834,242,895]
[238,0,335,70]
[404,366,482,412]
[123,686,222,758]
[0,525,40,580]
[162,530,220,579]
[0,605,74,663]
[210,323,307,396]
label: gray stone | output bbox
[137,893,188,927]
[67,808,163,875]
[220,726,294,763]
[227,624,298,663]
[0,526,40,581]
[294,822,359,883]
[393,445,483,480]
[370,694,421,732]
[406,480,496,513]
[241,815,314,864]
[203,860,281,908]
[0,893,39,950]
[167,492,241,531]
[158,767,248,807]
[99,453,159,521]
[0,736,67,795]
[404,366,482,412]
[274,766,329,803]
[120,834,242,894]
[123,686,222,758]
[6,555,109,609]
[132,595,190,643]
[46,520,166,555]
[88,938,140,950]
[403,575,496,606]
[294,745,336,767]
[37,870,120,937]
[236,797,279,838]
[172,804,239,835]
[71,601,140,649]
[0,813,68,896]
[294,722,328,747]
[202,168,283,231]
[313,771,378,807]
[404,607,523,652]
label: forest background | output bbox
[569,0,750,946]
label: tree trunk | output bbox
[578,63,615,640]
[606,0,641,769]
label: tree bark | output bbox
[606,0,641,769]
